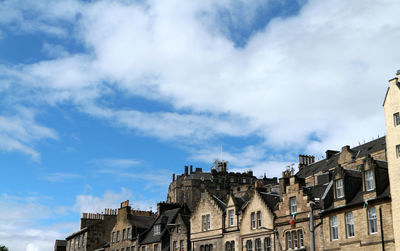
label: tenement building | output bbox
[58,71,400,251]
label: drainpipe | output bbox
[309,202,316,251]
[380,207,385,251]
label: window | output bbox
[132,246,135,251]
[180,240,184,251]
[173,242,178,251]
[230,241,235,251]
[397,145,400,158]
[78,235,81,248]
[330,216,338,240]
[286,232,292,250]
[112,232,115,243]
[368,207,378,234]
[336,179,344,199]
[225,241,232,251]
[264,237,271,251]
[246,240,253,251]
[257,211,262,228]
[127,248,130,251]
[154,245,159,251]
[229,210,235,227]
[290,197,297,214]
[251,212,256,229]
[394,112,400,126]
[122,248,125,251]
[255,238,262,251]
[243,178,247,183]
[292,231,298,248]
[127,228,131,239]
[298,230,304,247]
[123,229,126,240]
[154,224,161,235]
[365,170,375,191]
[345,212,354,237]
[202,215,210,231]
[117,231,120,242]
[142,247,146,251]
[177,224,181,233]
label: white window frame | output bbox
[257,211,262,228]
[286,232,292,250]
[154,224,161,235]
[207,214,210,230]
[345,212,355,238]
[264,237,271,251]
[394,112,400,126]
[298,230,304,247]
[290,197,297,214]
[330,216,339,240]
[365,170,375,191]
[336,179,344,199]
[255,238,262,251]
[251,212,256,229]
[229,209,235,227]
[368,207,378,234]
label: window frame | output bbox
[251,212,256,229]
[264,237,271,251]
[229,209,235,227]
[336,179,344,199]
[289,197,297,214]
[257,211,262,228]
[368,207,378,234]
[255,238,262,251]
[154,224,161,235]
[394,112,400,126]
[365,170,375,191]
[345,212,355,238]
[246,240,253,251]
[286,232,292,250]
[397,145,400,158]
[330,215,339,240]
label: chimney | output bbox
[195,167,202,173]
[298,155,315,169]
[184,166,188,176]
[397,69,400,77]
[326,150,339,159]
[190,165,193,174]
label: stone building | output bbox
[167,161,278,212]
[384,70,400,250]
[170,210,191,251]
[108,200,155,251]
[66,210,117,251]
[138,203,189,251]
[240,186,279,251]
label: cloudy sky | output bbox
[0,0,399,250]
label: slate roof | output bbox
[128,214,155,231]
[297,137,386,179]
[258,191,280,212]
[211,195,226,211]
[140,208,180,245]
[232,196,247,212]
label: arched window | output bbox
[200,245,204,251]
[246,240,253,251]
[231,241,235,251]
[225,242,231,251]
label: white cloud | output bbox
[0,193,77,251]
[0,0,399,162]
[0,107,57,160]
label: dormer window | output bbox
[336,179,344,198]
[365,170,375,191]
[289,197,297,214]
[154,224,161,235]
[394,112,400,126]
[228,210,235,227]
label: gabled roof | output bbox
[258,191,280,212]
[140,208,180,245]
[211,195,226,211]
[296,137,386,179]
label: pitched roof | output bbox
[258,191,280,212]
[140,208,180,245]
[128,214,155,231]
[297,137,386,179]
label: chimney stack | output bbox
[190,165,193,174]
[172,173,175,181]
[326,150,339,159]
[184,166,188,176]
[298,155,315,169]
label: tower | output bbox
[383,70,400,250]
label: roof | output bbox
[211,195,226,211]
[258,190,280,212]
[140,208,180,245]
[128,214,155,231]
[296,137,386,179]
[55,240,66,246]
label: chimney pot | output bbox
[190,165,193,174]
[172,173,175,181]
[184,166,188,175]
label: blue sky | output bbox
[1,0,400,250]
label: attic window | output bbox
[336,179,344,199]
[394,112,400,126]
[154,224,161,235]
[365,170,375,191]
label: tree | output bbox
[0,245,9,251]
